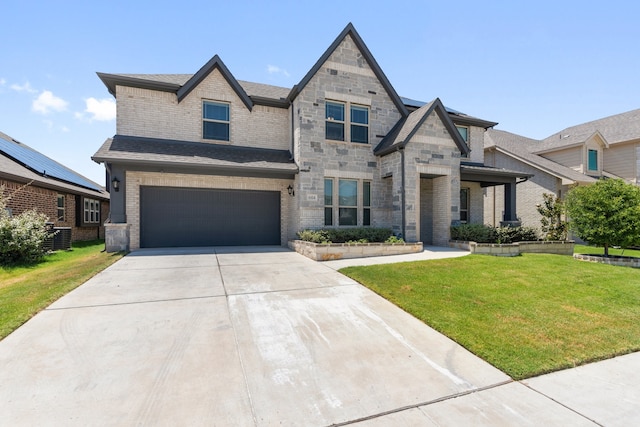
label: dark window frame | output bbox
[203,100,230,141]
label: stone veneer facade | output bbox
[99,24,497,251]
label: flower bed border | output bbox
[289,240,423,261]
[449,240,574,257]
[573,253,640,268]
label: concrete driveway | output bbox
[0,247,613,425]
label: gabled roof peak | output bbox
[374,98,468,156]
[176,55,253,110]
[287,23,409,118]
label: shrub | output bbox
[385,235,405,244]
[0,210,53,265]
[296,229,331,243]
[451,224,539,244]
[494,226,539,244]
[536,193,568,241]
[0,184,54,265]
[450,224,497,243]
[297,228,394,243]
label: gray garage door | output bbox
[140,186,281,248]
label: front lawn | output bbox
[0,240,124,340]
[340,253,640,380]
[574,244,640,258]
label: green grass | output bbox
[0,240,124,340]
[574,244,640,258]
[340,253,640,380]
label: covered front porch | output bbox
[460,162,533,227]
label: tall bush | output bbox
[536,193,568,241]
[0,184,53,265]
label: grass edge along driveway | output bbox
[340,253,640,380]
[0,240,124,340]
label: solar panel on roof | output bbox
[0,136,101,192]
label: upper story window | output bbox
[455,125,469,143]
[57,194,65,221]
[588,149,598,171]
[203,101,230,141]
[325,101,369,144]
[456,125,469,158]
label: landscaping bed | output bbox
[450,240,574,257]
[291,227,421,261]
[289,239,423,261]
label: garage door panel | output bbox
[140,187,280,247]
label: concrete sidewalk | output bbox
[0,246,637,425]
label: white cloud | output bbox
[32,90,68,114]
[267,64,290,77]
[80,97,116,121]
[11,81,37,93]
[0,78,6,86]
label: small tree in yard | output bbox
[536,193,568,241]
[0,184,53,265]
[565,179,640,256]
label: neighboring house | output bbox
[483,108,640,228]
[0,131,110,241]
[93,23,528,251]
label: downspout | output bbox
[400,147,406,240]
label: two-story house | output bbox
[484,108,640,228]
[93,23,528,252]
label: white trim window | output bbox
[84,198,100,224]
[203,101,230,141]
[57,194,65,222]
[325,101,369,144]
[324,178,372,226]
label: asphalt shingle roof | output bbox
[106,73,291,101]
[485,129,597,184]
[93,135,297,175]
[536,108,640,152]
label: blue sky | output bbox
[2,0,639,184]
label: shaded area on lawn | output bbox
[340,253,640,380]
[0,240,124,340]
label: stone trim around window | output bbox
[324,177,371,226]
[325,100,369,144]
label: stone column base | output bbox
[105,223,131,253]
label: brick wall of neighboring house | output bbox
[1,179,57,219]
[115,70,290,151]
[1,178,107,242]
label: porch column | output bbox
[501,181,521,226]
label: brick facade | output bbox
[98,24,506,251]
[1,178,107,241]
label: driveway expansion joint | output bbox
[45,295,225,311]
[326,379,515,426]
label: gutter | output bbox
[400,147,406,239]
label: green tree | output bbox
[536,193,568,241]
[565,179,640,256]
